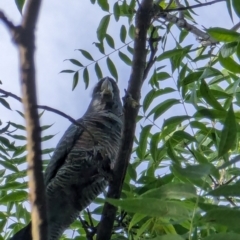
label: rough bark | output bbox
[96,1,154,240]
[0,0,47,239]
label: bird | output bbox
[10,77,123,240]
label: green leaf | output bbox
[237,43,240,61]
[0,182,27,190]
[97,15,110,41]
[128,24,135,39]
[59,70,75,73]
[206,182,240,197]
[0,160,18,172]
[220,42,238,57]
[157,49,183,61]
[41,124,54,131]
[15,0,25,14]
[219,53,240,73]
[107,198,190,219]
[143,88,175,113]
[203,208,240,231]
[94,42,105,54]
[0,169,6,177]
[218,104,237,157]
[136,125,152,159]
[141,183,197,199]
[226,0,233,22]
[207,27,240,42]
[106,57,118,80]
[129,213,146,231]
[200,79,224,111]
[68,59,83,67]
[170,131,196,145]
[97,0,109,11]
[136,219,151,239]
[120,25,127,43]
[0,191,27,203]
[202,233,240,240]
[150,133,160,162]
[118,51,131,66]
[77,49,94,61]
[9,122,25,130]
[200,67,223,79]
[95,63,103,79]
[0,122,10,134]
[7,134,26,140]
[181,71,203,86]
[147,99,180,120]
[0,136,15,149]
[41,134,55,142]
[194,108,226,120]
[163,115,190,129]
[150,235,184,240]
[72,71,79,91]
[0,98,11,110]
[42,148,55,154]
[232,0,240,18]
[105,34,115,49]
[83,68,89,89]
[127,163,137,181]
[172,164,212,179]
[156,72,171,81]
[113,2,120,21]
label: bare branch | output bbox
[143,27,160,80]
[156,13,218,46]
[0,88,96,141]
[96,1,154,239]
[175,0,184,19]
[232,22,240,31]
[0,10,16,31]
[1,0,47,239]
[164,0,226,13]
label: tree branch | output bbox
[0,0,47,239]
[157,12,218,46]
[96,1,154,240]
[0,88,96,141]
[0,10,16,31]
[164,0,226,13]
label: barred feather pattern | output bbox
[10,77,122,240]
[45,111,122,240]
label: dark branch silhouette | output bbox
[164,0,225,12]
[0,0,47,239]
[0,88,95,141]
[96,1,154,239]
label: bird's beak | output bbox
[101,78,114,98]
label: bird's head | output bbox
[86,77,122,116]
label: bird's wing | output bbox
[44,120,84,185]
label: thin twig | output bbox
[156,13,218,46]
[0,10,16,31]
[164,0,226,13]
[143,27,160,80]
[175,0,184,19]
[231,22,240,31]
[96,1,154,239]
[224,176,238,185]
[0,88,96,142]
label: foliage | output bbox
[1,0,240,240]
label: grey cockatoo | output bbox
[10,77,123,240]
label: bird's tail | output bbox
[10,222,32,240]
